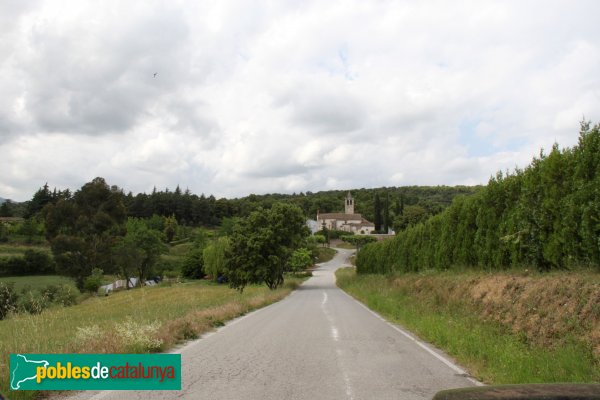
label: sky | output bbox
[1,1,599,202]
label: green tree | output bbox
[84,268,104,294]
[203,237,230,280]
[0,200,12,217]
[313,234,327,247]
[164,215,178,242]
[226,203,309,291]
[383,192,390,233]
[341,235,377,252]
[18,217,43,244]
[182,248,205,279]
[45,178,127,289]
[124,218,167,285]
[288,248,313,271]
[393,204,428,232]
[25,183,54,218]
[111,236,143,290]
[373,194,382,232]
[0,222,9,243]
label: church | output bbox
[317,192,375,235]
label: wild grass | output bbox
[336,268,600,385]
[333,242,355,250]
[0,244,51,259]
[316,247,336,263]
[0,277,304,399]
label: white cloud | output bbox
[1,0,599,201]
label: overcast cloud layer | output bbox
[1,0,599,201]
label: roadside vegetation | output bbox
[336,268,600,384]
[342,122,600,385]
[0,277,305,400]
[316,247,336,263]
[1,178,318,399]
[358,122,600,274]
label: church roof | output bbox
[318,213,363,220]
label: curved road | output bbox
[69,248,478,400]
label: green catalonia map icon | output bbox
[10,354,49,390]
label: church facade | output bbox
[317,192,375,235]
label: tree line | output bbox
[357,121,600,274]
[12,177,312,292]
[10,182,479,227]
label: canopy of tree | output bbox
[19,181,479,228]
[44,178,127,288]
[226,203,309,291]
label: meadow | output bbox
[0,277,304,399]
[0,275,74,292]
[0,244,50,260]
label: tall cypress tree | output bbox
[383,192,390,233]
[373,194,382,232]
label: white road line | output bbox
[338,288,484,386]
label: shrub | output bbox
[54,284,79,306]
[181,249,205,279]
[41,284,59,302]
[116,318,163,352]
[288,248,313,271]
[0,282,18,319]
[84,268,104,294]
[23,250,55,274]
[19,290,49,314]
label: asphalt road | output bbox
[68,248,478,400]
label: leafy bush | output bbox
[23,250,55,274]
[0,282,18,319]
[54,284,79,306]
[83,268,104,294]
[288,248,313,271]
[203,237,230,280]
[19,290,49,314]
[181,249,205,279]
[315,229,353,240]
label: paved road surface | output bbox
[68,248,478,400]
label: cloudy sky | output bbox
[1,1,599,201]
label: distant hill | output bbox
[0,197,6,204]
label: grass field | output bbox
[0,244,51,259]
[336,268,600,385]
[0,276,305,399]
[315,247,336,263]
[0,275,75,292]
[332,241,354,249]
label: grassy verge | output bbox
[336,268,600,385]
[333,242,354,250]
[1,277,305,400]
[316,247,337,263]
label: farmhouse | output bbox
[317,192,375,235]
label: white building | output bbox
[316,192,375,235]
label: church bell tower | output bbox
[345,192,354,214]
